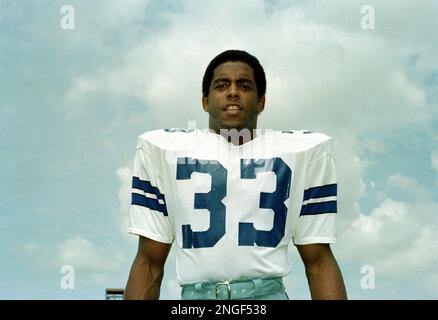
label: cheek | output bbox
[209,97,223,111]
[245,97,259,111]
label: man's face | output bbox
[202,61,265,133]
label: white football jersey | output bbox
[129,128,337,285]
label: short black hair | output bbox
[202,50,266,97]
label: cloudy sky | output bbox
[1,0,437,299]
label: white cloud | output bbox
[91,0,437,298]
[63,0,432,137]
[387,174,432,203]
[363,138,387,154]
[59,0,151,48]
[377,223,438,274]
[432,151,438,171]
[261,28,427,136]
[337,196,438,297]
[63,3,432,236]
[6,0,437,299]
[115,165,136,243]
[65,1,432,257]
[53,235,124,272]
[333,171,438,298]
[24,235,126,286]
[23,242,42,256]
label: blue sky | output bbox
[1,0,437,299]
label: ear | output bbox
[257,95,266,113]
[202,96,209,112]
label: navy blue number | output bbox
[239,158,291,247]
[177,158,227,248]
[177,157,291,248]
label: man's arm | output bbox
[297,243,347,300]
[124,236,172,300]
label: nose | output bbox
[227,83,239,98]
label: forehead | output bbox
[212,61,255,81]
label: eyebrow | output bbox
[212,77,254,84]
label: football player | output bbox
[124,50,347,300]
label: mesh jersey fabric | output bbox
[129,128,338,285]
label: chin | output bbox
[221,123,245,131]
[220,118,244,128]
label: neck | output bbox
[209,127,257,146]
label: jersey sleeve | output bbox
[293,143,338,245]
[128,136,175,244]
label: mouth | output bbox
[223,104,243,115]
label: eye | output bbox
[214,83,227,89]
[239,83,252,90]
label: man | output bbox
[124,50,347,300]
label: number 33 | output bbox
[177,157,292,249]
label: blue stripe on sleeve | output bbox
[300,201,337,216]
[303,183,337,201]
[132,176,166,201]
[131,193,168,216]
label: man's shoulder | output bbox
[137,128,198,150]
[271,129,333,151]
[276,129,332,140]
